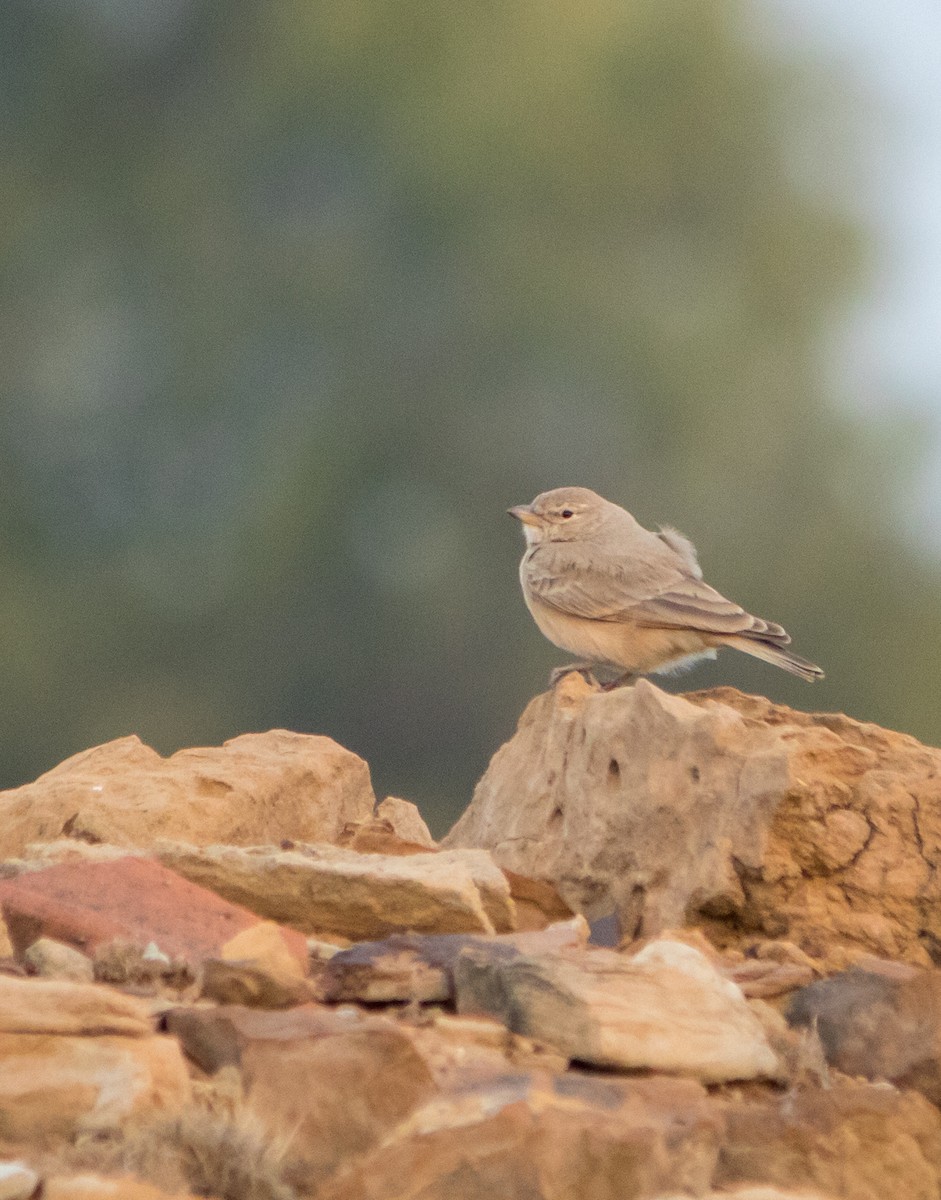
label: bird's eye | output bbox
[561,509,573,519]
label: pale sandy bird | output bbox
[509,486,823,685]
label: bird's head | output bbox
[508,487,608,545]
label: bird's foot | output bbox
[600,671,637,691]
[549,662,598,688]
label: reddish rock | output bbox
[0,857,307,971]
[0,729,375,858]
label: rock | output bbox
[155,842,515,938]
[502,870,574,932]
[656,1191,839,1200]
[200,920,310,1008]
[43,1177,201,1200]
[22,937,95,982]
[0,1162,39,1200]
[788,965,941,1104]
[0,729,374,858]
[454,939,779,1083]
[714,1079,941,1199]
[445,677,941,967]
[0,856,307,972]
[0,973,152,1035]
[200,960,310,1008]
[245,1026,435,1187]
[319,917,588,1004]
[0,1030,190,1140]
[164,1003,346,1074]
[726,959,815,1000]
[317,1073,722,1200]
[376,797,436,847]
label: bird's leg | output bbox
[600,671,637,691]
[549,662,597,687]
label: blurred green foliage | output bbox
[1,1,939,832]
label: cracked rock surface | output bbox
[444,675,941,967]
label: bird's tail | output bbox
[724,636,824,682]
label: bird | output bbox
[508,486,823,687]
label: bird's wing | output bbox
[527,546,789,643]
[525,542,683,622]
[629,577,791,644]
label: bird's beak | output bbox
[507,504,540,527]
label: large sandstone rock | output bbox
[454,939,779,1083]
[155,841,515,938]
[317,1073,722,1200]
[445,677,941,966]
[0,730,374,858]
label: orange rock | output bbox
[44,1176,200,1200]
[317,1072,721,1200]
[445,680,941,967]
[0,1032,190,1141]
[714,1079,941,1199]
[0,729,374,858]
[0,973,151,1036]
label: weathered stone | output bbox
[44,1177,201,1200]
[445,677,941,967]
[22,937,94,982]
[788,966,941,1104]
[319,918,587,1004]
[0,1162,39,1200]
[164,1003,377,1074]
[727,959,815,1000]
[0,729,374,858]
[714,1079,941,1199]
[0,973,151,1036]
[155,842,515,938]
[455,939,778,1083]
[242,1024,436,1189]
[503,870,574,931]
[200,959,311,1009]
[0,857,307,971]
[200,920,311,1008]
[0,1031,190,1141]
[376,797,436,847]
[656,1191,839,1200]
[317,1072,722,1200]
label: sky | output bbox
[756,0,941,543]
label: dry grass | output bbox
[21,1069,304,1200]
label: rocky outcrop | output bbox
[445,676,941,967]
[3,712,941,1198]
[0,730,375,858]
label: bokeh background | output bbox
[3,0,941,834]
